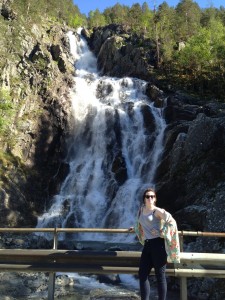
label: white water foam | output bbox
[37,30,166,244]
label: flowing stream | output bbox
[37,30,167,243]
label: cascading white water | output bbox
[37,30,166,242]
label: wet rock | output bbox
[111,152,127,185]
[89,288,140,300]
[97,274,121,285]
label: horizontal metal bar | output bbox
[179,231,225,237]
[10,228,129,234]
[174,269,225,278]
[0,250,225,268]
[0,249,141,257]
[56,228,130,233]
[0,263,140,273]
[0,249,225,280]
[0,249,141,267]
[180,252,225,265]
[0,228,56,233]
[0,264,225,278]
[0,228,225,238]
[1,249,225,259]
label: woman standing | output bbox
[131,188,180,300]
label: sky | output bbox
[73,0,224,16]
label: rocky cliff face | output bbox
[85,25,225,298]
[0,2,76,227]
[86,24,225,244]
[85,24,156,81]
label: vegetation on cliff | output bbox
[86,0,225,100]
[0,0,80,226]
[0,0,84,145]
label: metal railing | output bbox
[0,228,225,300]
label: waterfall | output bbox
[37,30,166,242]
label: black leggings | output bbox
[139,237,167,300]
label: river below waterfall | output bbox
[0,270,180,299]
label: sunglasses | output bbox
[145,195,156,199]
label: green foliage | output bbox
[83,0,225,99]
[0,89,14,134]
[176,19,225,74]
[11,0,85,28]
[156,2,176,62]
[69,13,84,28]
[201,7,218,27]
[175,0,202,40]
[0,0,87,150]
[128,3,143,31]
[177,28,211,71]
[208,19,225,61]
[139,4,154,37]
[89,9,106,27]
[103,4,129,25]
[0,150,27,180]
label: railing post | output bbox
[53,228,58,250]
[178,232,187,300]
[48,227,58,300]
[180,277,187,300]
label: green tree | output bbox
[175,0,202,41]
[177,27,212,76]
[156,2,176,63]
[12,0,41,22]
[88,9,106,27]
[208,19,225,68]
[201,7,218,27]
[104,3,129,25]
[140,3,154,37]
[69,14,85,28]
[11,0,84,26]
[217,6,225,26]
[142,2,149,13]
[176,19,225,95]
[128,3,143,32]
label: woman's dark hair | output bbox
[142,188,157,204]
